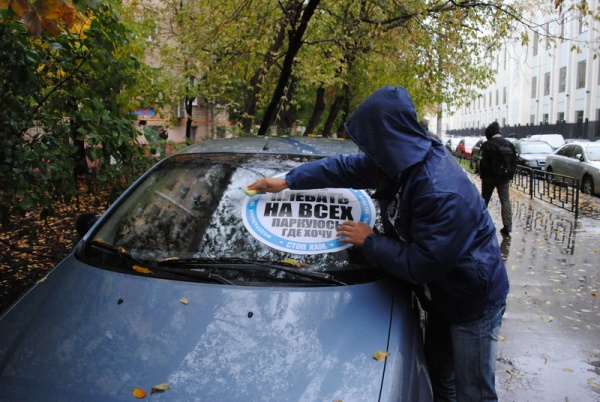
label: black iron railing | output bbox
[511,166,580,219]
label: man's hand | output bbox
[245,178,288,194]
[337,221,374,247]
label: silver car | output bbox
[0,136,433,401]
[545,141,600,195]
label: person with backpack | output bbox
[247,86,509,401]
[479,121,517,236]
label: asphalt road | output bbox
[478,176,600,402]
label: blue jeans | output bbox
[424,304,506,402]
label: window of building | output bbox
[579,1,588,34]
[544,72,551,95]
[531,76,537,98]
[533,31,539,56]
[577,60,586,89]
[557,112,565,123]
[559,67,567,92]
[545,23,551,50]
[576,110,584,123]
[496,89,499,106]
[489,91,492,107]
[503,87,507,104]
[530,115,535,124]
[543,113,549,124]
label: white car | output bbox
[545,141,600,195]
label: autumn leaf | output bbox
[589,379,600,389]
[282,259,309,268]
[150,382,170,394]
[180,297,189,305]
[132,265,153,274]
[373,350,389,362]
[132,388,146,399]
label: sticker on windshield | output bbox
[242,177,376,255]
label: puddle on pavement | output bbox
[486,194,600,401]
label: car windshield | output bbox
[79,153,380,279]
[585,145,600,161]
[520,142,553,154]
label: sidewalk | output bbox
[474,174,600,401]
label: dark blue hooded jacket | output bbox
[285,86,509,323]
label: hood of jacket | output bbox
[343,86,432,180]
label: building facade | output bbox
[443,1,600,140]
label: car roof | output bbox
[179,136,360,157]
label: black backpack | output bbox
[483,138,517,181]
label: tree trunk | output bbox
[240,1,293,133]
[304,86,325,136]
[257,0,321,137]
[322,93,344,137]
[185,97,194,140]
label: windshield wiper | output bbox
[157,257,347,286]
[89,240,232,284]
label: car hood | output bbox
[587,160,600,169]
[0,256,420,401]
[520,153,549,160]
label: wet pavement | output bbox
[475,174,600,401]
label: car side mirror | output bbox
[76,213,99,237]
[576,154,584,161]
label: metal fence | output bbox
[447,121,600,141]
[455,157,581,219]
[511,166,580,219]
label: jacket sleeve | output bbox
[362,191,481,284]
[285,153,379,190]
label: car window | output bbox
[80,153,381,278]
[556,145,573,157]
[571,145,583,158]
[585,145,600,161]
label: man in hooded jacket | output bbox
[246,86,509,402]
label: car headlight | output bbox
[524,160,537,166]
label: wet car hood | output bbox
[519,153,549,161]
[0,256,409,401]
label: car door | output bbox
[564,144,584,180]
[551,145,574,175]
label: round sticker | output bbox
[242,180,376,255]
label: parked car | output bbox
[526,134,565,151]
[545,141,600,195]
[0,136,433,401]
[514,140,554,170]
[455,137,481,160]
[444,137,462,155]
[470,139,485,173]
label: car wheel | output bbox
[582,175,594,195]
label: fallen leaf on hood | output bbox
[591,291,598,297]
[373,350,389,361]
[132,388,146,398]
[282,259,309,268]
[588,379,600,389]
[180,297,189,305]
[150,383,170,394]
[563,368,574,372]
[133,265,153,274]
